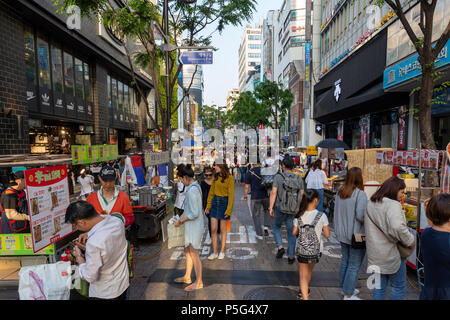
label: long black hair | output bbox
[296,189,319,218]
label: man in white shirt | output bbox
[75,169,94,200]
[65,201,129,300]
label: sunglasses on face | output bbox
[205,174,213,177]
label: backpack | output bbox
[278,173,303,215]
[295,212,323,260]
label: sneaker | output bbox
[288,257,295,264]
[341,289,360,296]
[297,289,311,300]
[343,295,362,300]
[256,235,263,240]
[208,253,218,260]
[218,252,225,260]
[276,248,285,259]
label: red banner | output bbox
[25,165,68,187]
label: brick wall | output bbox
[0,3,30,155]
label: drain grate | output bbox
[243,287,297,300]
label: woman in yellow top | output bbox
[205,163,234,260]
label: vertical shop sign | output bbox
[397,106,407,150]
[360,115,370,149]
[25,165,72,253]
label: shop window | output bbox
[63,52,75,96]
[83,63,92,103]
[74,58,84,99]
[124,85,130,119]
[37,35,51,89]
[51,45,64,93]
[112,78,118,111]
[370,111,398,149]
[107,75,112,108]
[118,81,124,112]
[24,27,37,88]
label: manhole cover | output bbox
[243,287,297,300]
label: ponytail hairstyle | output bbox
[296,189,320,218]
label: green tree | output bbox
[51,0,258,150]
[200,104,228,134]
[229,81,293,131]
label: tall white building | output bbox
[238,26,262,93]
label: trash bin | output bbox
[133,203,167,239]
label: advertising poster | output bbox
[71,145,87,165]
[145,151,170,167]
[25,165,72,253]
[306,146,318,156]
[72,145,118,164]
[0,234,54,256]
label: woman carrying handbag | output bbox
[365,176,415,300]
[334,167,368,300]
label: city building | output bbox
[262,10,277,82]
[314,0,408,150]
[0,0,155,159]
[226,89,239,112]
[238,25,262,93]
[244,64,262,93]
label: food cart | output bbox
[375,148,446,270]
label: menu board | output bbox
[306,146,318,156]
[145,151,170,167]
[25,165,72,253]
[0,234,54,256]
[72,144,118,164]
[376,150,440,169]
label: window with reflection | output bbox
[24,26,36,88]
[112,78,118,110]
[107,75,112,108]
[124,85,130,116]
[51,44,64,93]
[118,81,124,112]
[64,52,74,96]
[83,63,92,103]
[37,35,51,89]
[74,58,84,99]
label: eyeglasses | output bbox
[205,174,213,177]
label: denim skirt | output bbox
[209,196,230,220]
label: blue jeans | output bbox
[339,243,366,295]
[372,259,407,300]
[315,188,324,213]
[272,207,296,258]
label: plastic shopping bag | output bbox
[18,261,72,300]
[167,223,185,249]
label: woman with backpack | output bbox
[305,159,329,213]
[293,189,330,300]
[334,167,368,300]
[173,164,205,291]
[365,176,415,300]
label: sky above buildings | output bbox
[202,0,282,107]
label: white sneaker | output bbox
[256,235,263,240]
[218,252,225,260]
[341,289,360,296]
[343,295,362,300]
[208,253,218,260]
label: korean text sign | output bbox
[25,165,72,253]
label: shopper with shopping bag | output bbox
[65,201,129,300]
[173,164,204,291]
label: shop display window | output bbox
[74,58,85,99]
[37,35,51,90]
[51,45,64,93]
[24,26,36,88]
[63,52,75,97]
[83,62,92,103]
[370,111,399,149]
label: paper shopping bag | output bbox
[167,223,185,249]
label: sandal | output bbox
[174,277,192,284]
[184,283,204,291]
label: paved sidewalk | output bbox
[130,183,420,300]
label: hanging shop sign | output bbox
[306,146,318,156]
[71,144,118,165]
[376,150,442,169]
[145,151,170,167]
[25,165,72,253]
[0,234,54,256]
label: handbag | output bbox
[366,211,414,259]
[351,190,366,249]
[167,222,185,249]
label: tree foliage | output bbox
[200,104,229,133]
[228,81,294,130]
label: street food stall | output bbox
[376,148,446,270]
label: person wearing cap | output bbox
[0,171,30,234]
[85,166,135,228]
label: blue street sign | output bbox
[180,51,213,64]
[216,120,221,126]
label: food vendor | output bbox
[0,171,30,234]
[85,166,135,227]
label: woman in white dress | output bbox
[173,164,205,291]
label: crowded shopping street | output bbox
[0,0,448,308]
